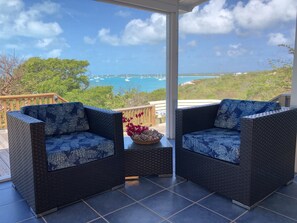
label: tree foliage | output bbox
[64,86,125,109]
[20,57,89,96]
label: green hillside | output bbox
[177,67,292,101]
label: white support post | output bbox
[292,18,297,172]
[166,12,178,139]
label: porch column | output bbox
[292,19,297,171]
[166,12,178,139]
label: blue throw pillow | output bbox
[21,102,90,136]
[214,99,281,131]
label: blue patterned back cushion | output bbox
[21,102,89,136]
[214,99,281,131]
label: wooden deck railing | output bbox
[0,93,156,130]
[115,105,156,128]
[270,92,291,107]
[0,93,67,129]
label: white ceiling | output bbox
[178,0,209,12]
[97,0,210,13]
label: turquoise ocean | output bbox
[89,75,217,93]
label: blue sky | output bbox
[0,0,296,75]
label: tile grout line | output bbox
[195,202,233,222]
[230,209,249,222]
[0,198,25,208]
[144,176,187,190]
[16,216,45,223]
[123,187,167,203]
[194,192,215,203]
[86,217,102,223]
[42,216,48,223]
[82,199,111,223]
[275,191,297,201]
[258,206,297,222]
[192,192,249,222]
[164,203,196,220]
[95,199,137,218]
[163,185,214,203]
[122,178,232,222]
[118,189,169,222]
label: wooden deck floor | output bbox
[0,130,10,182]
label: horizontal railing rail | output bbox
[0,93,68,129]
[115,105,156,129]
[270,92,291,107]
[149,99,221,116]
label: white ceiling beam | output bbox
[97,0,179,13]
[179,0,209,13]
[97,0,209,13]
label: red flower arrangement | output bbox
[122,111,164,144]
[122,112,149,137]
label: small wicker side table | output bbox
[124,137,173,177]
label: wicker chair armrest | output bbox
[84,106,124,154]
[7,111,48,182]
[239,107,297,170]
[176,103,219,149]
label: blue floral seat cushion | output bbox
[45,131,114,171]
[183,128,240,164]
[214,99,280,131]
[21,102,89,136]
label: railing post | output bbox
[3,100,7,130]
[151,105,156,126]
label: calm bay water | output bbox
[89,75,216,93]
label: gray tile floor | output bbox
[1,139,297,223]
[1,175,297,223]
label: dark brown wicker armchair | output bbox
[176,102,297,209]
[7,104,124,216]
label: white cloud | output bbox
[35,37,69,50]
[179,0,297,35]
[187,40,197,47]
[83,36,96,45]
[229,44,241,49]
[0,0,62,39]
[215,51,222,56]
[35,38,54,48]
[122,13,166,45]
[4,43,24,50]
[98,28,120,46]
[233,0,297,30]
[115,10,131,18]
[47,49,62,58]
[96,0,296,47]
[227,43,247,57]
[0,0,24,16]
[98,13,166,46]
[179,0,234,34]
[30,1,60,15]
[267,33,289,46]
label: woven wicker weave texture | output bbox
[7,106,125,215]
[176,104,297,208]
[124,137,173,177]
